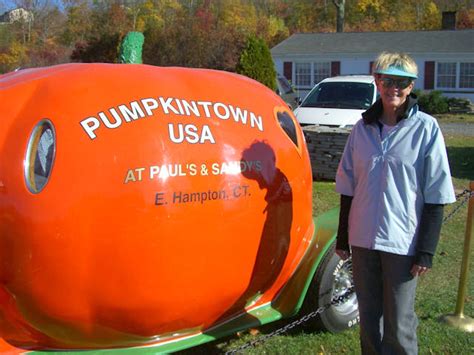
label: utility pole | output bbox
[333,0,345,32]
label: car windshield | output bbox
[278,77,295,94]
[301,82,374,110]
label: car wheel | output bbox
[301,244,359,333]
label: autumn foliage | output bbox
[0,0,472,75]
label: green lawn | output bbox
[414,131,473,354]
[436,113,474,124]
[183,128,474,355]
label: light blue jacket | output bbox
[336,105,456,256]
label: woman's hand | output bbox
[336,249,350,260]
[411,264,430,277]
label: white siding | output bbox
[273,52,474,102]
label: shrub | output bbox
[447,97,472,113]
[413,90,449,114]
[236,35,276,90]
[71,33,121,63]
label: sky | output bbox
[1,1,17,11]
[1,1,65,12]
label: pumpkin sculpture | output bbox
[0,64,356,353]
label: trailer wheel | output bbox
[301,244,359,333]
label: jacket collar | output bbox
[362,93,418,125]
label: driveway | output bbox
[439,122,474,137]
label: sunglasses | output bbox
[378,77,413,89]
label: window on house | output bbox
[313,62,331,85]
[295,63,311,87]
[460,63,474,89]
[294,62,331,88]
[437,62,457,88]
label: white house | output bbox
[271,29,474,102]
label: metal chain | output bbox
[225,189,473,354]
[443,189,472,223]
[455,189,470,199]
[225,286,355,354]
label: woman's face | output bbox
[376,74,414,111]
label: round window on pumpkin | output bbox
[24,119,56,193]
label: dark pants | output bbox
[352,246,419,355]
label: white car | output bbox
[294,75,377,128]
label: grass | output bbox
[435,113,474,124]
[179,127,474,355]
[445,135,474,189]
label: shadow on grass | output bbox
[447,146,474,180]
[174,314,326,354]
[174,340,228,354]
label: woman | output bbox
[335,52,455,355]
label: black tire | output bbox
[301,243,359,333]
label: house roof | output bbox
[271,30,474,56]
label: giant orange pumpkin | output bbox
[0,64,329,353]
